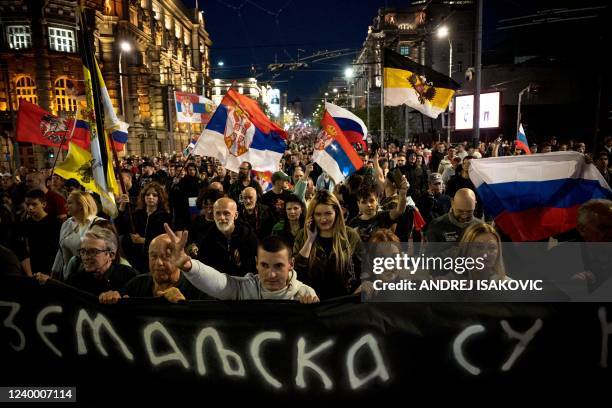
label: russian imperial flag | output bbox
[313,111,363,184]
[324,102,367,150]
[469,152,612,241]
[192,89,287,173]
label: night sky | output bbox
[182,0,603,117]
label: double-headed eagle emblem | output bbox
[408,73,437,104]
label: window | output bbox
[399,44,411,56]
[15,76,37,107]
[7,25,32,49]
[54,77,77,112]
[48,27,76,53]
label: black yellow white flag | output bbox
[384,48,460,119]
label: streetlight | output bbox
[324,92,329,102]
[437,25,452,144]
[118,41,132,119]
[344,67,355,109]
[218,61,224,66]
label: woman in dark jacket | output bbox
[116,182,172,273]
[271,194,306,249]
[293,190,363,300]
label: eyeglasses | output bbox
[78,248,110,258]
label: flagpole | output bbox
[380,43,385,148]
[50,116,77,174]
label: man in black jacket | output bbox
[192,197,257,276]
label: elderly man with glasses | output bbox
[35,226,138,295]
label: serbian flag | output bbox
[325,102,367,151]
[192,88,287,173]
[469,152,612,241]
[16,100,90,150]
[313,111,363,184]
[175,91,215,125]
[515,123,531,155]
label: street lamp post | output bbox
[118,41,132,119]
[437,26,452,144]
[344,67,354,109]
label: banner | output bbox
[1,276,611,404]
[175,91,215,124]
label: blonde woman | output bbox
[51,191,101,280]
[458,222,509,281]
[293,190,363,300]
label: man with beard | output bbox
[239,187,276,239]
[98,232,209,304]
[426,188,482,243]
[228,161,262,203]
[191,197,258,276]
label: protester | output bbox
[417,173,452,224]
[261,171,293,218]
[426,188,481,243]
[99,232,209,304]
[348,178,408,242]
[191,197,257,276]
[272,193,306,248]
[293,190,363,300]
[20,189,62,275]
[228,161,263,202]
[51,191,101,279]
[238,186,276,239]
[455,222,509,281]
[161,225,318,302]
[116,182,172,273]
[25,171,67,220]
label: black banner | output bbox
[1,276,611,404]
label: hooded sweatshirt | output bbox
[183,258,317,300]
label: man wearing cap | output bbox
[138,160,158,190]
[417,173,452,224]
[261,171,293,219]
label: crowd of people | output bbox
[1,134,611,303]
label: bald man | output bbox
[191,197,258,276]
[426,188,483,243]
[99,233,210,304]
[238,187,276,238]
[208,181,224,193]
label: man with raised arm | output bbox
[163,223,319,303]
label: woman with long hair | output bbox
[293,190,363,300]
[458,222,509,281]
[271,194,306,248]
[52,191,101,280]
[116,181,172,273]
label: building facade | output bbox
[0,0,212,169]
[350,1,474,142]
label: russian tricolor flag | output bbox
[192,89,287,173]
[515,123,531,155]
[313,111,363,184]
[469,152,612,241]
[325,102,367,150]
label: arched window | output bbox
[14,76,37,107]
[54,77,77,112]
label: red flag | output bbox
[16,100,90,150]
[413,208,426,232]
